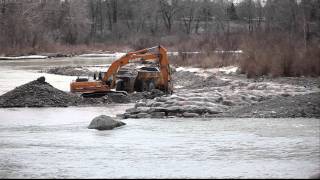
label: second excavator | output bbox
[70,45,173,97]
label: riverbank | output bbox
[41,65,320,118]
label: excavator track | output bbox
[81,91,128,98]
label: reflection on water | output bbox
[0,106,319,178]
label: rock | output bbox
[222,100,235,106]
[125,107,141,114]
[166,106,182,113]
[136,113,151,118]
[309,173,320,179]
[151,102,165,107]
[150,89,165,98]
[134,101,146,108]
[37,76,46,83]
[182,112,199,117]
[121,113,132,119]
[137,107,151,113]
[116,114,126,119]
[149,107,168,113]
[107,93,130,103]
[88,115,125,130]
[151,112,166,118]
[281,93,291,97]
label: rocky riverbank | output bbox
[1,65,319,118]
[118,67,320,119]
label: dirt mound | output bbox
[0,77,81,107]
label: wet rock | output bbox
[151,112,166,118]
[128,90,165,102]
[166,106,182,113]
[125,107,141,114]
[149,107,168,113]
[150,89,165,98]
[88,115,125,130]
[107,93,130,103]
[136,113,151,118]
[182,112,199,118]
[309,173,320,179]
[281,93,291,97]
[137,107,151,113]
[37,76,46,83]
[134,101,146,108]
[116,114,126,119]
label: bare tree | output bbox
[159,0,179,33]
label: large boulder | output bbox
[88,115,126,130]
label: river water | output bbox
[0,57,319,178]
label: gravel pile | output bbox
[0,77,81,107]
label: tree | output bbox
[227,2,238,20]
[159,0,179,33]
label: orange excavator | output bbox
[70,45,173,97]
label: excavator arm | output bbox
[102,45,171,91]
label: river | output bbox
[0,57,319,178]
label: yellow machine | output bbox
[70,45,173,97]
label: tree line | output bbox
[0,0,319,77]
[0,0,318,50]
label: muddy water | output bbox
[0,57,319,178]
